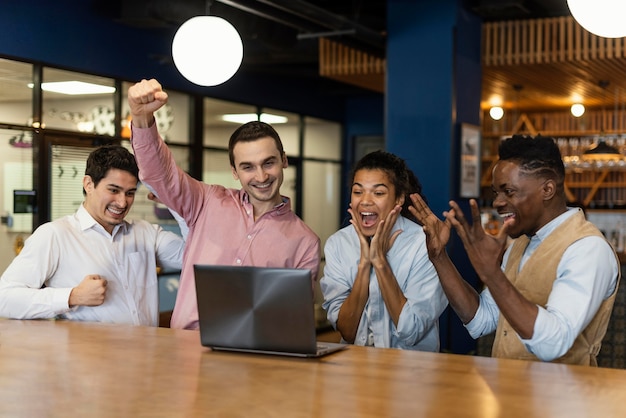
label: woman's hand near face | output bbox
[348,206,372,267]
[369,205,402,268]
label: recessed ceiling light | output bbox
[27,81,116,95]
[221,113,288,124]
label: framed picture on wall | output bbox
[459,123,481,198]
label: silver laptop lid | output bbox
[194,265,319,355]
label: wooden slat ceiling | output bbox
[482,58,626,112]
[321,16,626,115]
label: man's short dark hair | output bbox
[228,121,285,167]
[498,134,565,186]
[84,145,139,194]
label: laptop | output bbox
[193,265,347,358]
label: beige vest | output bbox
[491,211,621,365]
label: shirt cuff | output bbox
[54,287,76,313]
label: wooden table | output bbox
[2,320,626,417]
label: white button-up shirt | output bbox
[0,204,184,326]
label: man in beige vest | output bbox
[410,135,620,365]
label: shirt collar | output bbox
[76,203,130,235]
[530,207,579,242]
[239,191,291,216]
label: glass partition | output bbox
[0,59,346,275]
[303,160,341,252]
[121,81,191,144]
[0,58,33,126]
[42,68,116,134]
[203,97,257,147]
[0,128,34,233]
[304,116,342,160]
[262,107,301,156]
[203,149,239,188]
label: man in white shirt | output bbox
[0,145,184,326]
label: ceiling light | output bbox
[567,0,626,38]
[571,103,585,117]
[172,15,243,86]
[28,81,115,95]
[489,106,504,121]
[221,113,288,124]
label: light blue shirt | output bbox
[320,216,448,351]
[466,208,619,361]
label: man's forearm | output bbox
[429,252,480,324]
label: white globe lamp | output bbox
[489,106,504,121]
[172,16,243,86]
[567,0,626,38]
[571,103,585,118]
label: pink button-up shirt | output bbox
[132,124,320,329]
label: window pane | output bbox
[304,116,342,160]
[203,149,239,187]
[43,68,116,135]
[0,128,34,234]
[203,97,256,148]
[122,81,190,144]
[262,107,300,156]
[0,58,33,125]
[303,161,341,253]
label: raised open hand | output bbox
[445,199,509,279]
[408,193,451,259]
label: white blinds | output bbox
[50,145,95,220]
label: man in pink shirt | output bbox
[128,79,321,330]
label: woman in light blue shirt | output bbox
[320,151,447,351]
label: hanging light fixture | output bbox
[489,106,504,121]
[571,103,585,117]
[172,1,243,86]
[567,0,626,38]
[582,141,621,160]
[583,80,621,160]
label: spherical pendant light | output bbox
[172,16,243,86]
[567,0,626,38]
[489,106,504,121]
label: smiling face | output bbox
[231,136,287,217]
[492,160,555,238]
[350,168,404,237]
[83,168,137,234]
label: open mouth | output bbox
[499,212,516,222]
[107,206,125,217]
[361,211,378,228]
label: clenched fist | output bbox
[68,275,108,307]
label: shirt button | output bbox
[247,235,252,239]
[236,259,242,264]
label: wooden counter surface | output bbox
[1,319,626,417]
